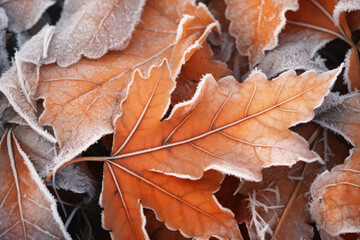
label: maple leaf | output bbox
[97,61,241,239]
[76,55,341,238]
[110,62,341,181]
[311,93,360,236]
[0,128,70,240]
[224,0,299,68]
[284,0,360,90]
[0,0,54,33]
[0,0,218,163]
[40,0,146,67]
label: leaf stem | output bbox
[272,126,321,239]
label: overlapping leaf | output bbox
[101,61,241,240]
[43,0,146,67]
[284,0,360,89]
[0,0,54,33]
[224,0,299,67]
[0,0,218,163]
[0,129,70,240]
[311,93,360,236]
[95,55,342,238]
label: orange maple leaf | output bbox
[73,57,340,239]
[224,0,299,67]
[0,129,70,239]
[311,93,360,236]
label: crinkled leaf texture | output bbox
[225,0,298,67]
[98,59,341,239]
[44,0,146,67]
[0,129,70,240]
[0,0,55,33]
[0,0,218,164]
[312,93,360,236]
[257,30,328,79]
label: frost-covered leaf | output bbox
[110,62,340,182]
[45,0,146,67]
[12,125,98,203]
[98,61,241,240]
[284,0,360,90]
[224,0,298,67]
[311,93,360,236]
[0,7,8,74]
[0,0,54,33]
[95,59,340,239]
[0,129,70,240]
[0,0,218,164]
[257,31,328,78]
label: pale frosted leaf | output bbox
[0,26,57,143]
[0,129,70,240]
[46,0,146,67]
[225,0,299,67]
[257,31,328,78]
[344,47,360,90]
[0,7,8,74]
[0,0,55,33]
[12,125,98,203]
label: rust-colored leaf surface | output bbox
[311,93,360,236]
[111,62,340,181]
[96,58,341,239]
[0,0,54,33]
[0,0,218,164]
[144,209,189,240]
[0,129,69,239]
[284,0,360,90]
[225,0,299,67]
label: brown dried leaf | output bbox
[0,129,69,239]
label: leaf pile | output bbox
[0,0,359,239]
